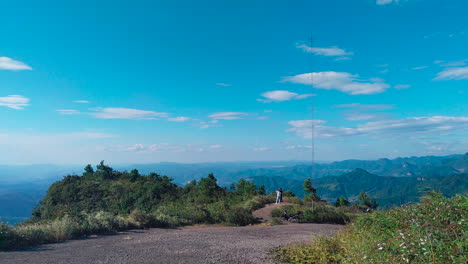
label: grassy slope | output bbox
[274,192,467,264]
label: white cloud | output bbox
[209,112,248,120]
[197,120,221,129]
[441,60,468,67]
[345,113,382,121]
[258,90,314,102]
[74,100,90,104]
[297,44,353,60]
[124,143,184,153]
[287,116,468,139]
[376,0,402,5]
[91,107,168,120]
[209,145,223,149]
[434,66,468,80]
[216,83,232,86]
[0,95,30,109]
[57,109,80,115]
[0,57,32,70]
[394,84,411,89]
[286,145,313,150]
[284,71,390,95]
[70,132,117,139]
[168,116,190,122]
[253,147,271,152]
[412,66,429,70]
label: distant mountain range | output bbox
[0,153,467,224]
[249,169,468,208]
[235,153,468,180]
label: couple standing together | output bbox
[275,188,283,204]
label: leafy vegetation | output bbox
[252,170,468,208]
[1,162,276,250]
[274,192,467,263]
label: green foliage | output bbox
[274,192,468,264]
[34,162,180,219]
[1,163,274,250]
[303,178,320,202]
[271,203,354,225]
[358,191,379,209]
[225,207,257,226]
[334,196,350,207]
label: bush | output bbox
[271,203,353,225]
[242,195,276,212]
[0,222,15,249]
[225,207,257,226]
[274,193,468,264]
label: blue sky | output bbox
[1,0,467,164]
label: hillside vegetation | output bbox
[274,192,467,264]
[252,169,468,208]
[0,162,277,250]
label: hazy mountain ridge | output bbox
[1,153,467,224]
[249,169,468,208]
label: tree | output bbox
[258,185,266,195]
[303,178,319,201]
[96,160,114,179]
[236,178,258,198]
[358,191,379,209]
[84,164,94,175]
[334,196,350,207]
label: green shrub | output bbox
[270,217,283,226]
[225,207,257,226]
[274,193,468,264]
[127,209,156,228]
[242,195,276,212]
[271,203,352,225]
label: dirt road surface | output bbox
[1,204,342,264]
[1,224,341,264]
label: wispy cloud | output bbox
[297,44,353,60]
[334,103,394,111]
[258,90,314,103]
[286,145,313,150]
[91,107,168,120]
[335,103,393,121]
[74,100,90,104]
[394,84,411,89]
[288,116,468,139]
[440,59,468,67]
[0,95,30,109]
[0,57,32,70]
[57,109,80,115]
[284,71,390,95]
[209,144,223,149]
[412,66,429,70]
[167,116,190,122]
[197,120,220,129]
[434,66,468,80]
[216,83,232,87]
[209,112,248,120]
[376,0,403,5]
[253,147,271,152]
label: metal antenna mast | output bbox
[310,36,316,210]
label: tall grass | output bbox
[0,196,274,250]
[270,203,357,225]
[274,192,467,263]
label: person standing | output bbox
[276,188,283,204]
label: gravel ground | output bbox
[0,224,342,264]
